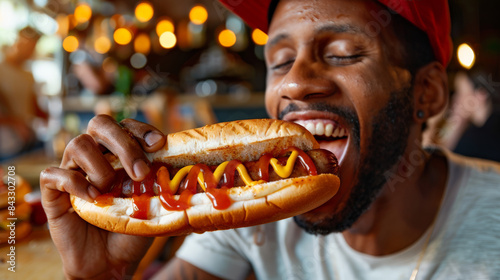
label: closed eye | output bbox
[325,55,362,65]
[271,59,295,71]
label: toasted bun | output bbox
[70,119,340,236]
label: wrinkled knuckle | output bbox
[88,114,116,134]
[66,134,94,153]
[119,118,135,126]
[39,167,56,187]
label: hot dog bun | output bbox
[70,119,340,236]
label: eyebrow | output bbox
[266,23,368,50]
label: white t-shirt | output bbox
[176,149,500,280]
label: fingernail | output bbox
[145,131,163,147]
[89,186,101,200]
[133,159,150,179]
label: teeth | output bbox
[325,124,333,137]
[296,121,347,138]
[315,123,324,135]
[333,127,339,137]
[305,122,315,134]
[339,128,346,137]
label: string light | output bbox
[134,33,151,54]
[94,36,111,54]
[457,43,475,69]
[189,5,207,25]
[218,29,236,48]
[74,3,92,24]
[114,28,132,45]
[159,31,176,49]
[156,19,174,36]
[135,2,154,23]
[252,29,268,45]
[62,35,79,52]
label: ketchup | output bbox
[130,193,151,219]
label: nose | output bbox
[278,59,337,101]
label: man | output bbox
[40,0,500,279]
[0,27,43,159]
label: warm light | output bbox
[94,36,111,54]
[135,2,154,23]
[457,43,475,69]
[134,33,151,54]
[74,3,92,24]
[62,35,79,52]
[159,31,176,49]
[189,5,207,25]
[114,28,132,45]
[218,29,236,48]
[156,19,174,36]
[252,29,268,45]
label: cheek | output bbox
[265,86,279,119]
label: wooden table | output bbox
[0,227,64,280]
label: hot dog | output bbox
[70,119,340,236]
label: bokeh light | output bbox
[252,29,268,45]
[135,2,154,23]
[156,19,174,36]
[62,35,79,52]
[457,43,475,69]
[189,5,207,25]
[218,29,236,48]
[159,31,176,49]
[94,36,111,54]
[130,53,147,69]
[74,3,92,24]
[114,28,132,45]
[134,33,151,54]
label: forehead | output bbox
[268,0,386,38]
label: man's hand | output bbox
[40,115,166,279]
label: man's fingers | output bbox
[60,134,116,192]
[87,115,151,181]
[40,167,99,220]
[120,118,166,152]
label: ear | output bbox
[412,62,449,124]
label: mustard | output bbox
[167,149,300,192]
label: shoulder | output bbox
[440,147,500,186]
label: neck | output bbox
[342,146,448,256]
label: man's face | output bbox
[265,0,414,234]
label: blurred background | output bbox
[0,0,498,278]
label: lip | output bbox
[282,110,343,124]
[282,110,350,166]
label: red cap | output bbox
[218,0,452,66]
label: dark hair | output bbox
[267,0,436,76]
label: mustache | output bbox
[279,103,359,127]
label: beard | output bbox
[287,87,414,235]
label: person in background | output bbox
[439,70,500,161]
[0,26,46,160]
[40,0,500,279]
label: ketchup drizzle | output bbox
[95,147,318,218]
